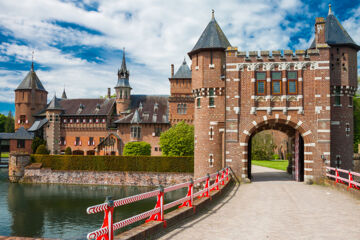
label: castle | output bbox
[11,5,359,182]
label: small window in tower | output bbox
[20,115,26,124]
[55,115,59,122]
[196,54,199,66]
[349,96,353,107]
[17,140,25,148]
[210,51,213,64]
[209,154,214,167]
[197,98,201,108]
[334,87,341,106]
[345,123,350,137]
[154,127,162,137]
[209,126,214,140]
[209,88,215,107]
[120,90,122,99]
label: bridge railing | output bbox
[326,167,360,190]
[86,167,231,240]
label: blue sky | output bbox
[0,0,360,115]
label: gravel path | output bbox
[158,165,360,240]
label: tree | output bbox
[0,113,6,132]
[160,121,194,156]
[35,144,49,155]
[123,141,151,156]
[4,111,14,133]
[65,147,72,155]
[31,137,46,153]
[251,132,277,160]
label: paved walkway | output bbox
[158,165,360,240]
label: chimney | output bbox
[171,64,174,78]
[108,88,111,98]
[315,17,326,47]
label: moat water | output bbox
[0,168,186,239]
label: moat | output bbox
[0,168,185,239]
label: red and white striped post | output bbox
[226,167,229,181]
[211,172,220,191]
[220,169,225,185]
[97,196,114,240]
[335,168,340,185]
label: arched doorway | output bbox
[247,122,304,182]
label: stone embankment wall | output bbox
[22,167,193,187]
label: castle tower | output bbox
[115,49,132,115]
[310,4,360,170]
[45,96,63,154]
[14,62,48,130]
[188,10,231,178]
[168,59,194,124]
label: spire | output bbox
[328,4,332,15]
[116,48,131,88]
[61,87,67,99]
[46,95,63,111]
[189,10,231,55]
[183,57,186,65]
[211,9,215,20]
[31,50,34,71]
[173,59,191,79]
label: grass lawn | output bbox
[1,153,9,158]
[252,160,289,171]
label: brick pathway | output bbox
[158,165,360,240]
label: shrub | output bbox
[31,155,194,173]
[65,147,72,155]
[35,144,49,155]
[31,137,46,154]
[272,154,279,160]
[160,121,194,156]
[123,142,151,156]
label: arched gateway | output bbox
[190,8,359,182]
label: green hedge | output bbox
[31,155,194,173]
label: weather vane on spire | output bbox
[212,9,215,19]
[328,4,332,15]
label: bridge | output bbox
[86,165,360,240]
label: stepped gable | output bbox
[189,10,231,55]
[172,59,191,79]
[115,95,169,124]
[309,8,360,50]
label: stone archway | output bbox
[238,116,316,183]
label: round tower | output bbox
[115,49,132,115]
[189,10,231,178]
[14,62,47,130]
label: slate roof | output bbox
[189,13,231,55]
[46,96,63,111]
[16,68,46,91]
[0,127,34,140]
[309,11,360,50]
[172,59,191,79]
[37,98,115,116]
[28,118,48,132]
[115,95,169,124]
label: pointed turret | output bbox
[14,61,48,130]
[309,4,360,50]
[172,58,192,79]
[115,49,132,115]
[61,88,67,99]
[46,95,63,111]
[188,9,231,56]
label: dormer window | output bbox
[96,104,101,110]
[154,103,159,112]
[139,102,143,111]
[79,104,85,109]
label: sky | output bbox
[0,0,360,115]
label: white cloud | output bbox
[0,0,358,103]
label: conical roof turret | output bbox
[172,58,191,79]
[189,10,231,56]
[16,63,46,91]
[309,4,360,50]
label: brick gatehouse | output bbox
[190,6,359,182]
